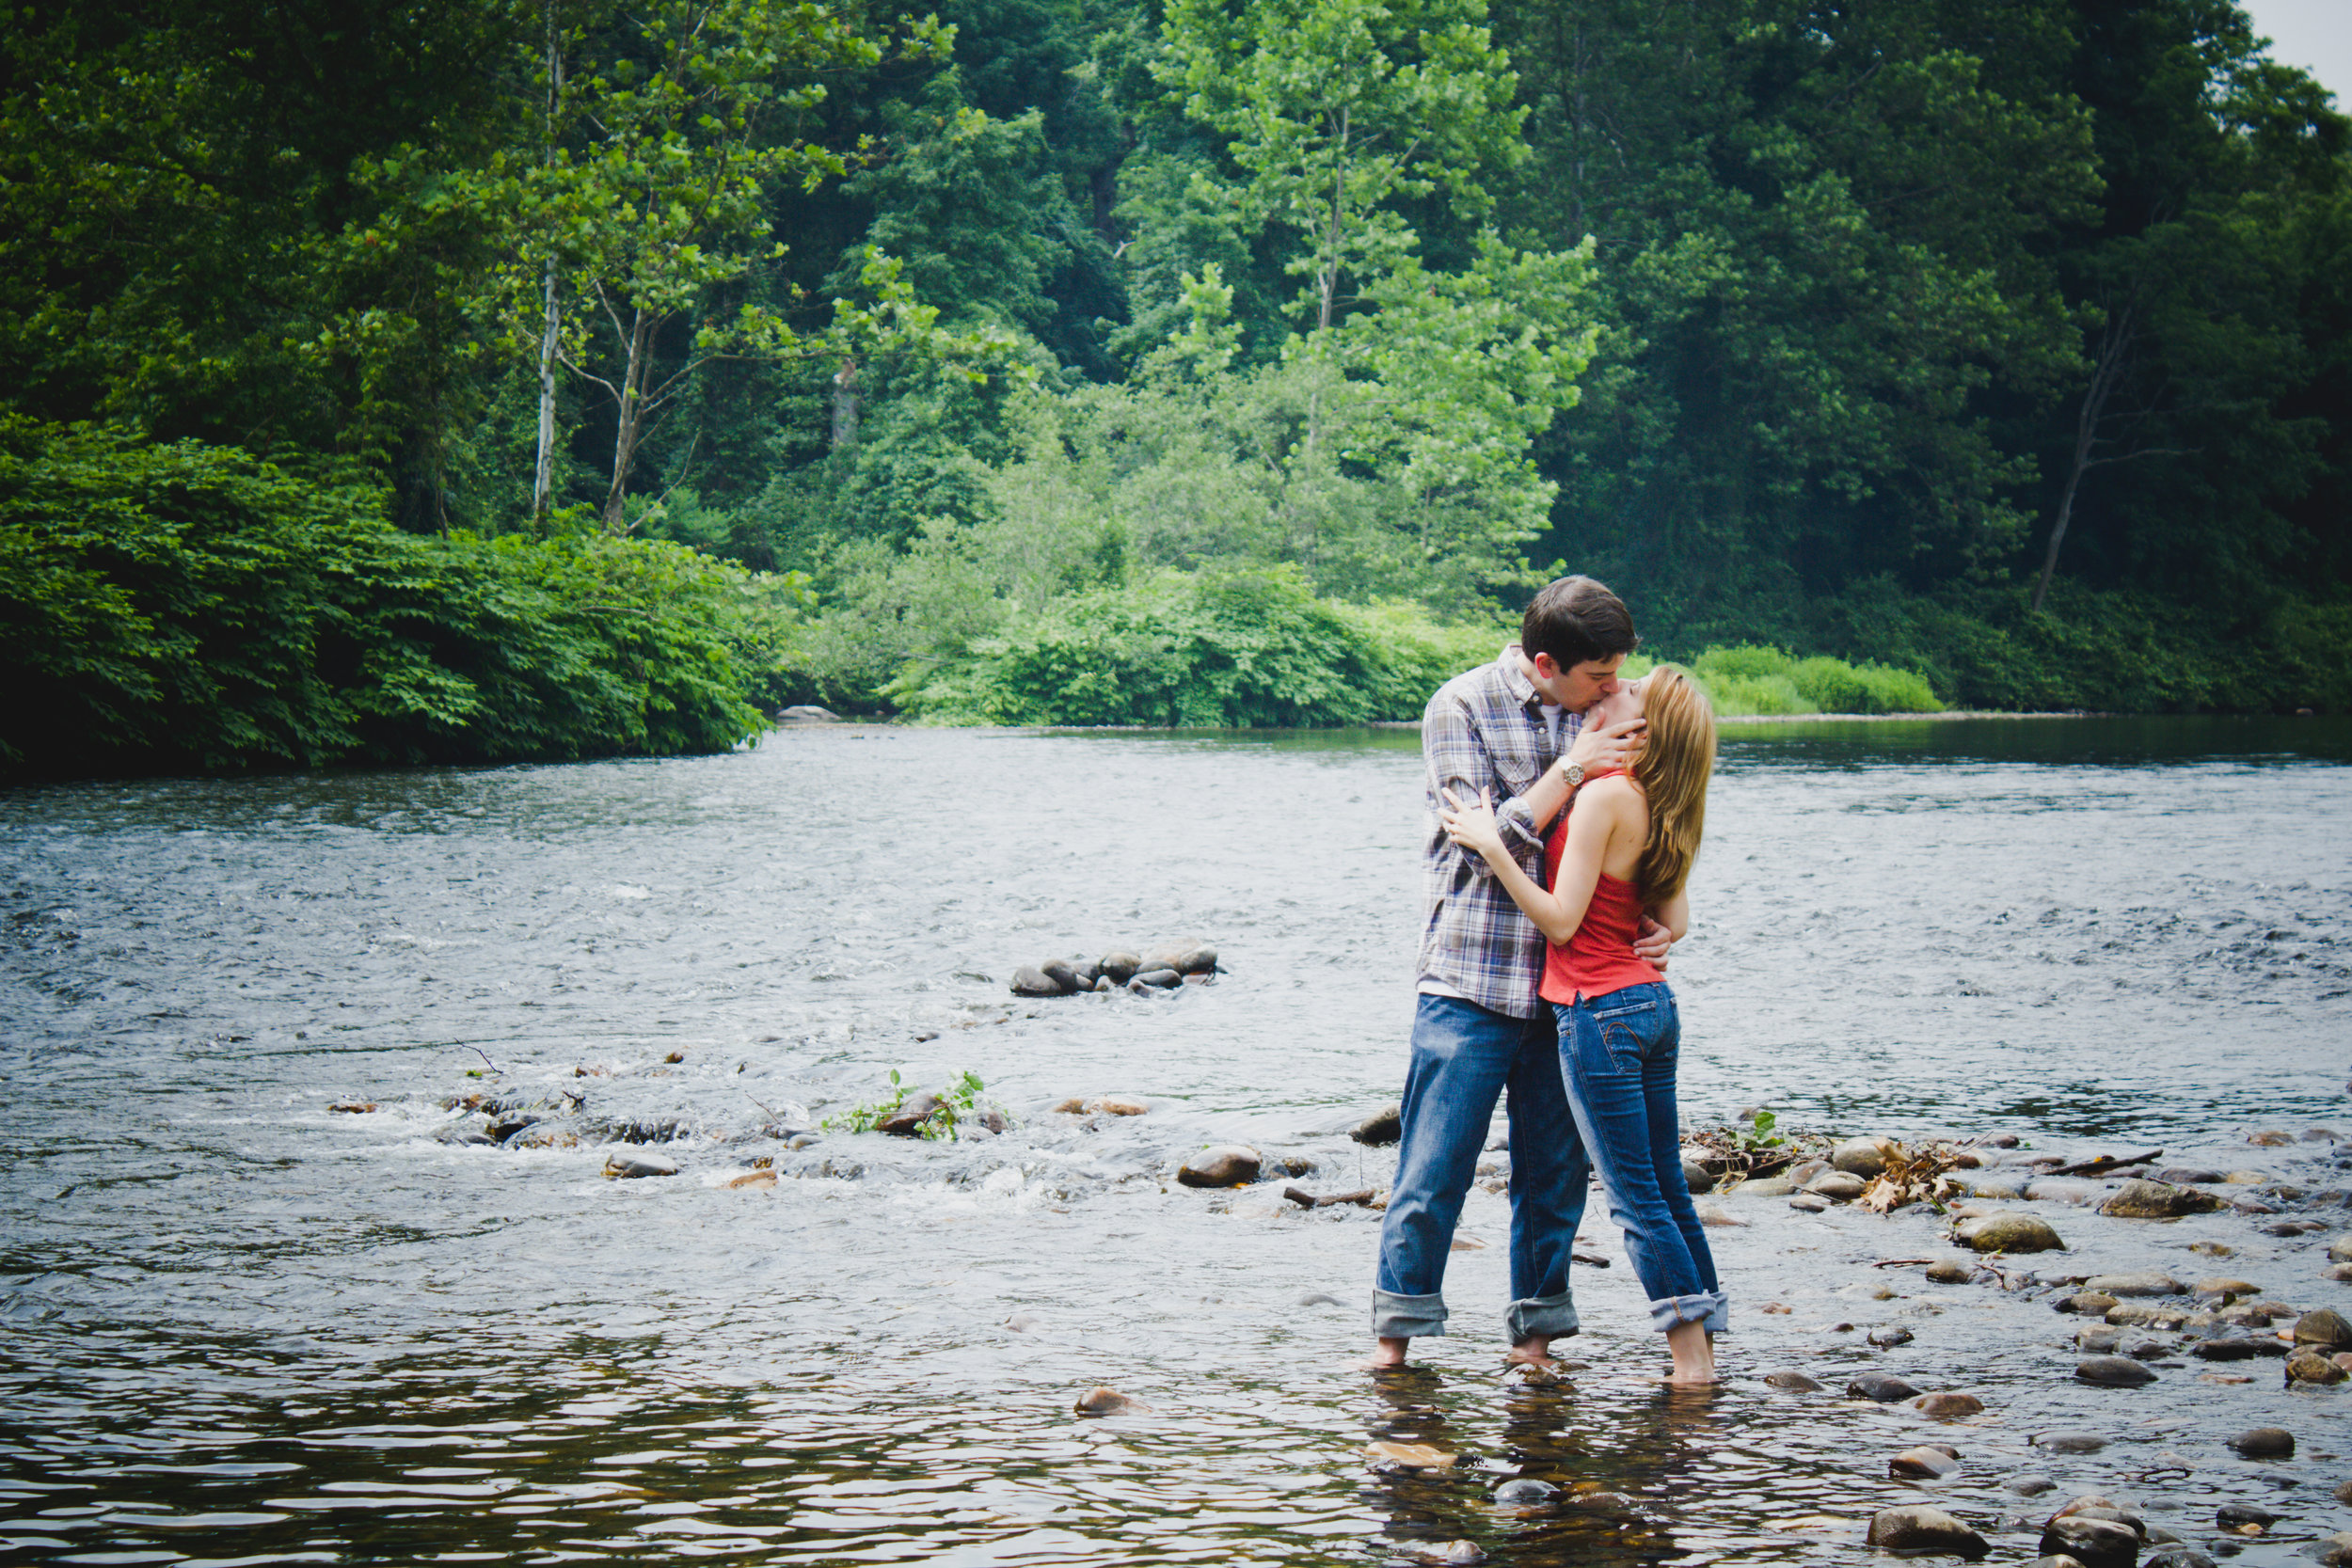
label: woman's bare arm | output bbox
[1439,780,1638,945]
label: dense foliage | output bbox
[2,0,2346,775]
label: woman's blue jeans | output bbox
[1372,995,1590,1343]
[1553,984,1728,1335]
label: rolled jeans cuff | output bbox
[1372,1289,1448,1340]
[1505,1289,1580,1343]
[1648,1289,1728,1335]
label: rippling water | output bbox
[3,717,2349,1566]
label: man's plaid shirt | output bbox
[1415,644,1583,1020]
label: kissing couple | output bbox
[1370,575,1724,1384]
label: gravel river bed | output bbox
[2,715,2349,1567]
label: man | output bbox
[1369,575,1670,1370]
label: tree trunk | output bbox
[600,307,655,531]
[532,260,560,516]
[2032,307,2134,613]
[831,357,859,450]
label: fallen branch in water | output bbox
[1572,1251,1611,1268]
[1283,1185,1376,1209]
[2049,1148,2162,1177]
[1873,1257,1938,1269]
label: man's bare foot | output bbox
[1363,1336,1410,1370]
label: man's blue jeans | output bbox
[1373,994,1590,1342]
[1554,983,1727,1335]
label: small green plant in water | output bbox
[825,1068,994,1140]
[1735,1109,1784,1152]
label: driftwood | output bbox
[1872,1257,1939,1269]
[1283,1185,1377,1209]
[2048,1148,2162,1178]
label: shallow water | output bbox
[3,717,2349,1566]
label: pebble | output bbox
[1492,1478,1560,1505]
[2086,1271,2182,1297]
[2295,1307,2352,1349]
[2102,1179,2225,1218]
[1681,1155,1717,1194]
[1890,1446,1961,1478]
[2142,1549,2217,1568]
[2007,1474,2057,1496]
[1763,1370,1822,1391]
[2074,1355,2156,1386]
[724,1169,776,1190]
[2026,1178,2105,1204]
[2339,1480,2352,1506]
[2228,1427,2295,1458]
[2033,1433,2107,1454]
[2330,1236,2352,1263]
[604,1150,678,1179]
[1402,1543,1484,1566]
[2315,1534,2352,1568]
[1804,1170,1867,1201]
[1910,1391,1984,1418]
[1788,1193,1830,1213]
[1177,1146,1261,1188]
[1738,1176,1795,1196]
[1832,1136,1896,1179]
[1350,1104,1402,1146]
[1846,1372,1921,1402]
[2286,1351,2347,1383]
[1867,1326,1914,1348]
[1130,967,1182,989]
[2192,1337,2284,1360]
[1009,965,1064,997]
[2057,1291,2121,1316]
[2249,1130,2296,1146]
[1073,1387,1142,1416]
[2156,1166,2227,1185]
[2076,1327,2121,1353]
[1692,1200,1745,1227]
[1924,1258,1977,1283]
[1956,1212,2065,1253]
[2215,1503,2279,1529]
[2192,1276,2263,1298]
[1099,950,1140,984]
[1865,1505,1987,1556]
[1785,1158,1831,1185]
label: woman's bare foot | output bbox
[1503,1335,1556,1371]
[1363,1336,1411,1370]
[1664,1321,1716,1384]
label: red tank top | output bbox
[1538,771,1662,1005]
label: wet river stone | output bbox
[2103,1179,2226,1218]
[2075,1354,2157,1386]
[1890,1445,1961,1479]
[1957,1212,2064,1252]
[1177,1146,1262,1188]
[2215,1502,2279,1530]
[1911,1391,1984,1418]
[2287,1350,2348,1383]
[2086,1271,2182,1297]
[1832,1136,1897,1178]
[2142,1549,2216,1568]
[2228,1427,2294,1458]
[603,1149,678,1179]
[1804,1170,1867,1201]
[1009,965,1064,997]
[2296,1307,2352,1349]
[2193,1336,2285,1360]
[2331,1236,2352,1263]
[1867,1505,1988,1557]
[1925,1257,1977,1283]
[2318,1532,2352,1568]
[1492,1478,1559,1505]
[1763,1370,1823,1391]
[1847,1371,1921,1402]
[1098,950,1141,984]
[1350,1104,1402,1146]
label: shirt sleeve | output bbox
[1425,689,1545,880]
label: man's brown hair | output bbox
[1520,575,1638,670]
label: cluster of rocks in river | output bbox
[1009,942,1218,996]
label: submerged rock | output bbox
[1911,1391,1985,1418]
[2155,1166,2226,1185]
[2074,1355,2157,1387]
[2286,1351,2347,1383]
[2102,1179,2225,1218]
[878,1090,945,1136]
[1925,1257,1977,1284]
[1094,1094,1150,1117]
[2041,1515,2141,1568]
[1866,1505,1987,1557]
[1847,1371,1921,1402]
[2215,1503,2278,1530]
[2142,1549,2215,1568]
[1957,1212,2065,1253]
[2192,1336,2285,1360]
[1073,1386,1143,1416]
[2087,1271,2182,1298]
[1492,1478,1560,1506]
[1867,1326,1915,1349]
[1177,1145,1261,1188]
[1891,1446,1961,1479]
[725,1169,776,1190]
[1350,1104,1403,1147]
[1764,1370,1823,1391]
[2227,1426,2294,1458]
[2008,1475,2058,1497]
[1364,1440,1455,1470]
[604,1150,678,1179]
[1010,965,1064,997]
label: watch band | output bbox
[1560,759,1584,791]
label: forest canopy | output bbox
[2,0,2347,775]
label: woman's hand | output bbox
[1438,785,1508,860]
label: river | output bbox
[2,717,2348,1566]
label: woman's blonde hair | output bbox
[1629,666,1715,904]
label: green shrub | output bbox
[1686,642,1939,715]
[0,420,776,778]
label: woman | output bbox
[1438,668,1724,1384]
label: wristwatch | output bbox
[1559,759,1585,791]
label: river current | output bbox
[3,717,2349,1566]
